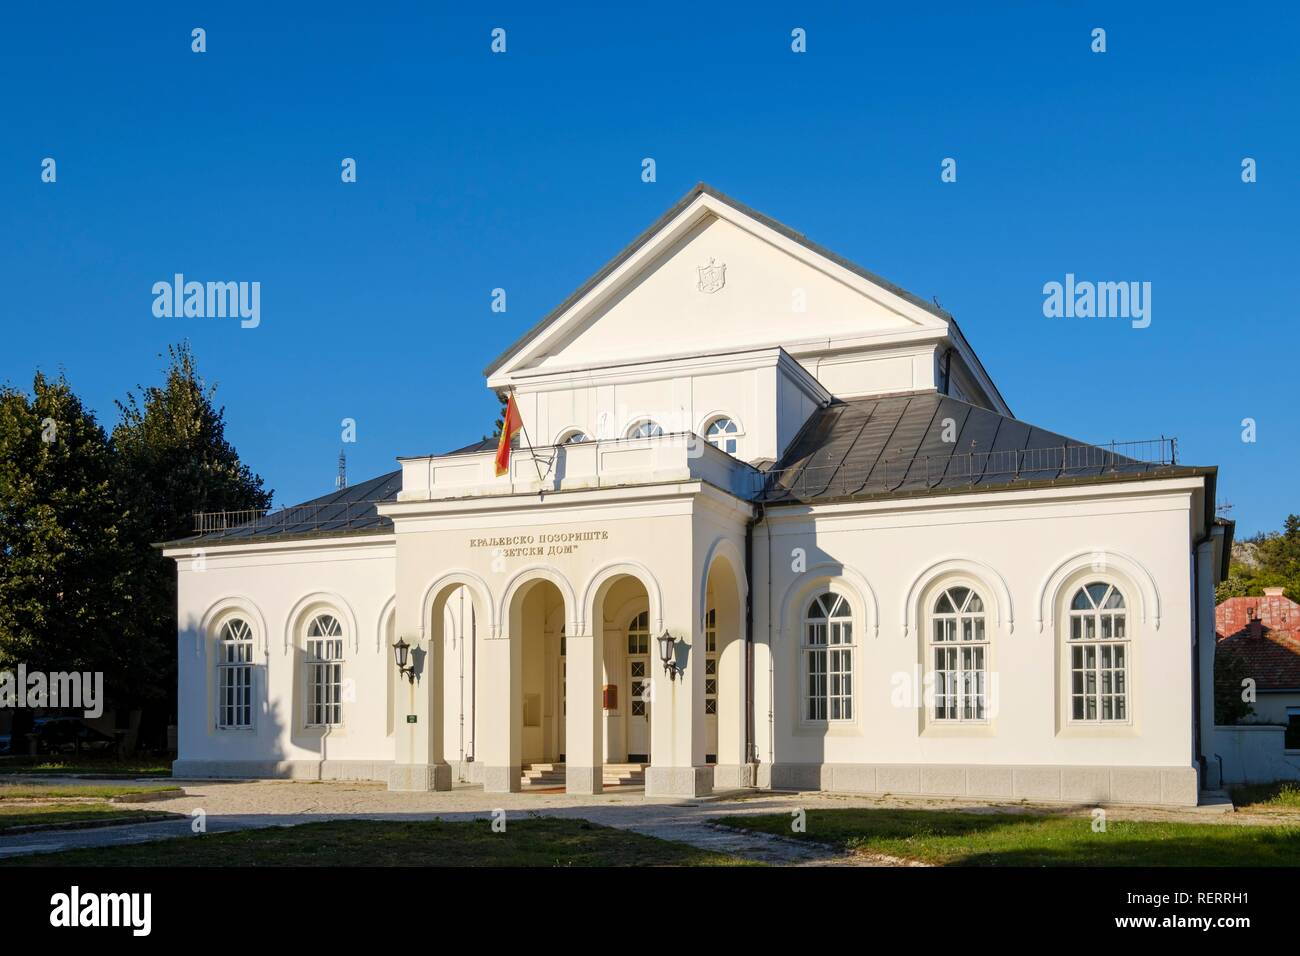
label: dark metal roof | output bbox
[758,393,1206,505]
[168,470,402,546]
[438,437,496,457]
[174,434,510,547]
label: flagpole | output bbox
[510,387,548,485]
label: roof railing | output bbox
[191,436,1180,530]
[754,436,1178,502]
[191,500,394,535]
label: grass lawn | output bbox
[0,782,184,832]
[0,803,174,832]
[3,818,757,867]
[717,808,1300,866]
[1230,781,1300,810]
[0,783,180,800]
[0,756,173,777]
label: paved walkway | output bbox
[0,777,1281,864]
[0,780,876,864]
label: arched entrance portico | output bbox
[703,546,746,786]
[474,565,659,794]
[389,572,492,792]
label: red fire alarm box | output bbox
[603,685,617,710]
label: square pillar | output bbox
[478,631,521,793]
[565,628,603,795]
[646,549,713,799]
[389,604,452,792]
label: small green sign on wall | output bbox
[406,715,417,724]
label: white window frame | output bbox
[627,611,650,717]
[928,585,989,723]
[625,419,663,439]
[305,613,345,728]
[703,415,742,455]
[1066,582,1130,724]
[802,592,854,722]
[556,428,590,445]
[216,617,254,730]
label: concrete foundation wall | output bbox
[763,762,1200,807]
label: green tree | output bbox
[1214,648,1256,725]
[485,390,509,440]
[111,343,272,748]
[1216,515,1300,602]
[0,372,134,746]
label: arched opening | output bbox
[586,571,653,774]
[704,553,744,767]
[387,574,489,793]
[513,579,567,767]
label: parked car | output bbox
[29,717,116,754]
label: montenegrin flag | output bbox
[494,393,524,477]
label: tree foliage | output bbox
[110,343,272,739]
[485,390,509,441]
[1213,648,1256,725]
[0,345,271,751]
[0,372,133,683]
[1216,514,1300,603]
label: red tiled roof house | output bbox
[1216,587,1300,748]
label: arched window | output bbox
[217,618,254,729]
[559,430,590,445]
[929,586,988,721]
[704,417,740,455]
[306,613,344,726]
[1067,582,1128,721]
[627,611,650,716]
[626,420,663,439]
[803,592,853,721]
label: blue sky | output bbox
[1,2,1295,535]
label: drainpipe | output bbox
[458,588,465,771]
[469,603,477,763]
[766,512,775,775]
[1190,548,1202,782]
[938,347,955,396]
[744,503,765,782]
[1190,515,1223,787]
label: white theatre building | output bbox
[165,184,1232,806]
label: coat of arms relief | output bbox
[696,257,726,294]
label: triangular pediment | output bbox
[486,185,951,384]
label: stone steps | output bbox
[520,763,647,789]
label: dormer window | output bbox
[626,420,663,439]
[705,416,741,454]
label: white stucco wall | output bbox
[752,478,1205,804]
[1247,692,1300,725]
[171,535,397,778]
[512,347,826,465]
[1211,725,1300,785]
[166,188,1211,806]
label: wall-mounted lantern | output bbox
[656,631,678,681]
[392,636,416,683]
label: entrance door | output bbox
[705,608,718,763]
[626,612,651,761]
[558,629,566,760]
